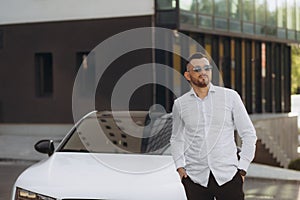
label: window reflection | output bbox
[255,0,265,24]
[277,28,286,39]
[229,0,241,20]
[287,0,296,29]
[296,0,300,31]
[243,22,254,34]
[198,15,213,28]
[277,0,287,28]
[266,1,276,27]
[180,0,197,11]
[198,0,213,15]
[180,11,197,25]
[157,0,177,10]
[255,0,265,35]
[256,24,265,35]
[214,0,228,17]
[215,17,228,30]
[242,0,254,22]
[176,0,299,41]
[266,0,277,36]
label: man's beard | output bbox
[190,75,209,88]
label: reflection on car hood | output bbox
[15,152,186,200]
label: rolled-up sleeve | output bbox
[232,91,257,171]
[170,100,186,170]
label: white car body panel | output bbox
[13,152,187,200]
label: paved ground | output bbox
[245,178,300,200]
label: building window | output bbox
[197,0,213,28]
[255,0,266,35]
[198,0,213,15]
[180,0,196,11]
[229,0,241,20]
[266,0,277,36]
[156,0,176,9]
[296,0,300,41]
[266,1,276,27]
[277,0,287,28]
[242,0,254,34]
[229,0,242,32]
[35,53,53,97]
[180,0,197,25]
[287,0,296,30]
[242,0,254,22]
[214,0,228,17]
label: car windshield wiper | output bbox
[59,149,90,153]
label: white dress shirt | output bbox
[170,84,257,186]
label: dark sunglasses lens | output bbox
[192,65,212,72]
[193,67,202,72]
[204,65,212,71]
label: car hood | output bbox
[14,152,186,200]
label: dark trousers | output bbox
[181,172,244,200]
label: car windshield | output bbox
[58,111,172,155]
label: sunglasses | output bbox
[188,65,213,72]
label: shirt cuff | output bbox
[238,158,251,172]
[174,157,185,170]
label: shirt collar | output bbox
[189,83,216,97]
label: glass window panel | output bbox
[230,20,241,32]
[277,28,287,39]
[296,0,300,31]
[215,0,228,17]
[242,0,254,22]
[297,31,300,41]
[156,11,177,24]
[287,29,296,40]
[198,15,213,28]
[255,0,265,24]
[229,0,241,20]
[180,0,197,11]
[197,0,213,15]
[255,24,265,35]
[243,22,254,34]
[156,0,176,10]
[266,1,276,27]
[265,26,277,36]
[214,17,228,30]
[287,0,296,29]
[277,0,287,28]
[180,11,197,25]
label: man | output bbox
[170,52,257,200]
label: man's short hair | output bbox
[185,52,208,71]
[188,52,207,62]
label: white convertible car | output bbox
[11,111,186,200]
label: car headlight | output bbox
[15,188,56,200]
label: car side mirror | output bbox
[34,140,54,156]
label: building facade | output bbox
[156,0,300,115]
[0,0,299,122]
[0,0,154,123]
